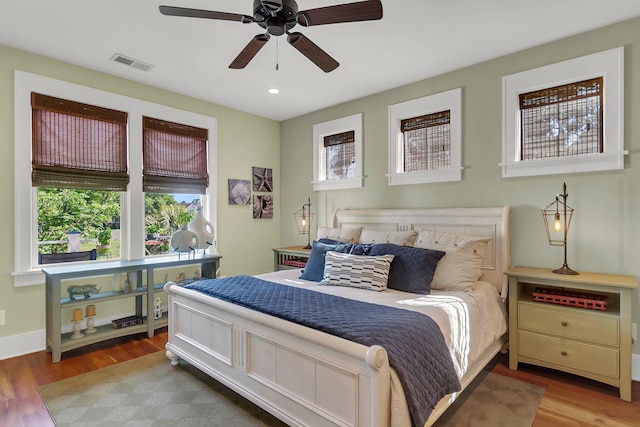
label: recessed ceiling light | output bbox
[268,88,280,94]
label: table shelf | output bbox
[44,254,221,362]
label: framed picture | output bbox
[228,179,251,205]
[252,166,273,192]
[253,195,273,219]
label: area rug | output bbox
[40,352,544,426]
[433,369,545,427]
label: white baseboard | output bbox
[0,309,158,361]
[0,329,46,360]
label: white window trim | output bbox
[500,46,626,178]
[387,88,463,185]
[312,113,364,191]
[13,70,217,287]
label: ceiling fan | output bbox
[159,0,383,73]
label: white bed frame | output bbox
[164,206,511,427]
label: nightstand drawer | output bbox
[518,302,619,347]
[518,330,619,379]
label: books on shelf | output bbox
[111,315,143,329]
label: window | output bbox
[31,93,129,264]
[312,113,363,191]
[324,130,356,180]
[13,71,217,286]
[387,88,462,185]
[141,117,210,256]
[402,110,451,172]
[519,78,602,160]
[501,47,625,178]
[144,193,200,256]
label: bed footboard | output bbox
[164,281,391,427]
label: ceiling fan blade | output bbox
[229,34,271,69]
[297,0,382,27]
[159,5,251,23]
[287,32,339,73]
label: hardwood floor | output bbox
[0,330,638,427]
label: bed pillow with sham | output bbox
[321,251,395,292]
[414,230,491,291]
[316,226,363,243]
[299,240,353,282]
[368,243,445,294]
[359,229,418,246]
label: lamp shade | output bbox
[293,197,314,249]
[541,182,578,275]
[542,196,574,246]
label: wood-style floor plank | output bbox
[0,329,638,426]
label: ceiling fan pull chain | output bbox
[276,37,279,71]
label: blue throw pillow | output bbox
[318,238,373,256]
[368,243,445,294]
[350,243,375,255]
[300,241,353,282]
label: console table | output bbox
[44,254,221,362]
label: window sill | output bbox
[311,176,364,191]
[500,151,627,178]
[386,168,463,186]
[12,270,45,287]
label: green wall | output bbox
[0,44,280,341]
[280,17,640,356]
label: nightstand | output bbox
[272,246,312,271]
[506,266,637,401]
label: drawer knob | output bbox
[561,321,568,327]
[561,351,568,356]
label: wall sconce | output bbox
[293,197,314,249]
[541,182,578,275]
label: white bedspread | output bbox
[255,269,508,426]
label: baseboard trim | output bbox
[0,329,45,360]
[0,310,150,361]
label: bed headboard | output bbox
[331,206,512,300]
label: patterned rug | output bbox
[40,352,544,426]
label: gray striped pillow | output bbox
[320,251,394,291]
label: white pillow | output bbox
[316,226,362,243]
[320,251,394,292]
[415,230,491,291]
[359,229,418,246]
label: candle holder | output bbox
[85,305,97,334]
[70,308,84,339]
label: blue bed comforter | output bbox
[186,275,460,426]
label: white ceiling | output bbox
[2,1,640,121]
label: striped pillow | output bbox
[321,251,394,292]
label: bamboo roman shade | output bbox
[31,93,129,191]
[142,116,209,194]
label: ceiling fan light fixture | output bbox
[160,0,382,72]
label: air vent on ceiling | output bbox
[110,53,154,72]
